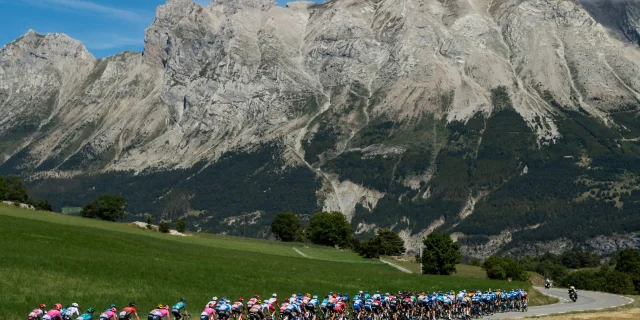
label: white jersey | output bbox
[372,294,381,300]
[268,298,277,305]
[206,301,218,308]
[63,307,80,318]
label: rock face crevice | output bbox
[2,0,640,256]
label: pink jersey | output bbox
[46,310,62,320]
[158,309,170,317]
[100,311,117,320]
[201,307,215,316]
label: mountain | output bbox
[1,0,640,257]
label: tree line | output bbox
[0,174,52,211]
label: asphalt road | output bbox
[487,287,634,319]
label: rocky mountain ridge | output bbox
[2,0,640,257]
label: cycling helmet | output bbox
[254,294,260,298]
[291,294,296,298]
[306,293,310,297]
[313,295,318,299]
[238,297,244,302]
[272,293,277,297]
[157,304,164,309]
[257,300,262,304]
[55,304,62,310]
[180,298,185,302]
[212,297,218,301]
[221,297,227,302]
[110,304,116,308]
[87,308,95,314]
[40,304,46,309]
[129,302,136,307]
[72,303,79,308]
[376,291,380,293]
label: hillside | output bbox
[0,204,528,320]
[1,0,640,257]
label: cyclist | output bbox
[119,302,139,320]
[262,299,275,318]
[231,298,245,320]
[77,308,95,320]
[148,305,171,320]
[206,298,219,309]
[201,303,216,320]
[248,300,264,320]
[171,298,189,320]
[63,303,81,320]
[247,295,259,309]
[351,295,363,320]
[29,304,48,320]
[44,304,64,320]
[99,306,118,320]
[267,294,279,310]
[216,298,232,320]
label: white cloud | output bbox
[22,0,144,22]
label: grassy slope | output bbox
[1,205,528,320]
[381,257,486,278]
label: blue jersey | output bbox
[217,303,231,312]
[173,302,186,311]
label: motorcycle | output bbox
[544,282,550,289]
[569,292,578,302]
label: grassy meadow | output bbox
[1,204,529,320]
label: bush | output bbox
[81,195,127,222]
[271,212,301,242]
[421,232,462,275]
[176,218,186,233]
[468,258,482,267]
[33,200,53,211]
[482,256,529,282]
[158,220,171,233]
[307,212,353,247]
[535,260,568,281]
[356,228,406,258]
[615,249,640,292]
[146,215,152,229]
[562,266,635,294]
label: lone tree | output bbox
[271,212,301,242]
[307,211,353,247]
[376,228,406,256]
[176,218,187,233]
[81,195,127,222]
[4,175,29,203]
[421,232,462,275]
[357,228,406,258]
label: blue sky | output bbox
[0,0,323,58]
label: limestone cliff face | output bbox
[2,0,640,256]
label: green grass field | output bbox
[1,204,530,320]
[381,257,486,278]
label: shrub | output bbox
[158,220,171,233]
[468,258,482,267]
[81,195,127,222]
[482,256,529,282]
[176,218,186,233]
